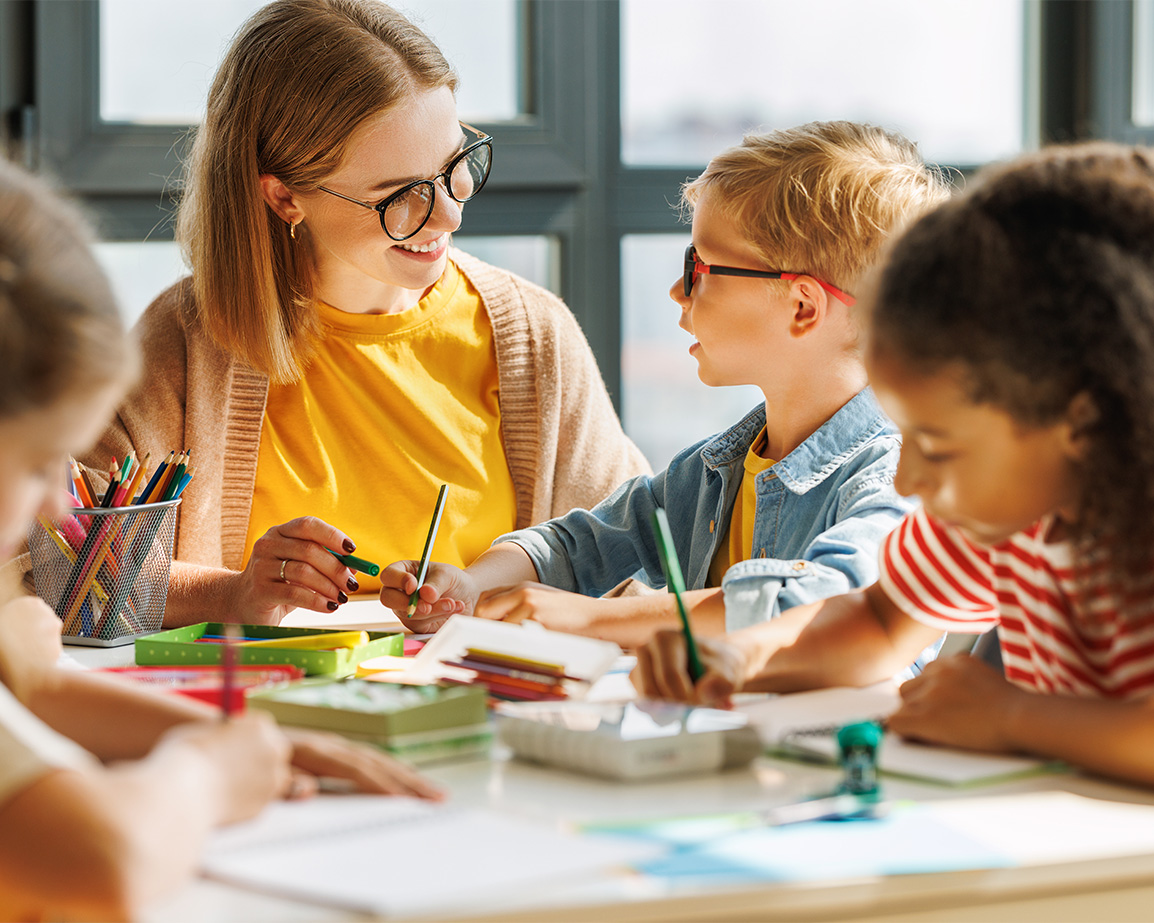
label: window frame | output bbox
[19,0,1154,419]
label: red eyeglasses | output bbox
[683,245,856,306]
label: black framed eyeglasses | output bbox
[317,121,493,241]
[683,245,856,306]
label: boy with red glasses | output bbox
[381,121,948,656]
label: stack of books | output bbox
[247,678,492,764]
[442,648,581,702]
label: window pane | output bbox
[454,235,559,294]
[94,236,556,329]
[99,0,523,125]
[1135,0,1154,126]
[93,241,186,326]
[621,235,761,470]
[621,0,1025,167]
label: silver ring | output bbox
[279,559,288,582]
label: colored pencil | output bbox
[238,630,368,650]
[221,622,242,719]
[651,507,704,682]
[161,451,190,502]
[135,451,172,505]
[69,458,95,508]
[77,464,99,510]
[407,483,449,616]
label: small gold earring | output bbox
[289,221,297,240]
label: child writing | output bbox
[383,121,949,652]
[632,142,1154,788]
[0,157,440,921]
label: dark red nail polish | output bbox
[338,591,348,604]
[347,578,359,592]
[327,601,338,611]
[343,539,355,553]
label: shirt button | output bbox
[709,520,715,533]
[793,561,807,571]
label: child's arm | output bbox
[632,581,942,704]
[23,670,443,799]
[0,597,66,701]
[471,584,728,648]
[0,712,290,921]
[379,541,540,632]
[890,655,1154,787]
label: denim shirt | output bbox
[499,388,921,634]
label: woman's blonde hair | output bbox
[177,0,458,382]
[683,121,951,298]
[0,158,133,416]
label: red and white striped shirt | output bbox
[879,506,1154,699]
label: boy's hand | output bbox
[888,654,1026,752]
[282,727,446,801]
[0,597,64,701]
[379,560,472,632]
[631,628,749,707]
[474,583,600,633]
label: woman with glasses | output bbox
[86,0,648,626]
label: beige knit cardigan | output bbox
[85,251,651,570]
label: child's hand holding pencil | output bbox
[378,559,471,632]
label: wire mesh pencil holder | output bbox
[28,498,181,647]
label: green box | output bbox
[135,623,402,676]
[247,678,489,738]
[247,678,492,762]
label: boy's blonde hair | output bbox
[177,0,458,383]
[684,121,950,298]
[0,158,133,417]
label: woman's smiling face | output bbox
[296,85,468,314]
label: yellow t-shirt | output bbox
[707,426,776,586]
[243,261,518,593]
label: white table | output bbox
[64,600,1154,922]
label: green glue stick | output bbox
[327,548,381,577]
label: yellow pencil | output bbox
[238,630,369,650]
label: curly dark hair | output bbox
[867,142,1154,602]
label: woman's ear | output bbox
[1063,390,1099,460]
[258,174,304,225]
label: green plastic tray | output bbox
[135,622,403,676]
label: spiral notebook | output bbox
[736,683,1059,786]
[201,794,657,919]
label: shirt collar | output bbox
[701,388,896,494]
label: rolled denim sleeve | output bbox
[721,474,911,632]
[494,471,668,596]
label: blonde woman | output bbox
[91,0,648,626]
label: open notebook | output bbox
[201,795,656,919]
[736,683,1059,786]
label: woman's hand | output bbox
[379,560,473,633]
[0,597,65,701]
[631,628,751,707]
[888,654,1027,753]
[223,517,363,624]
[282,727,446,801]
